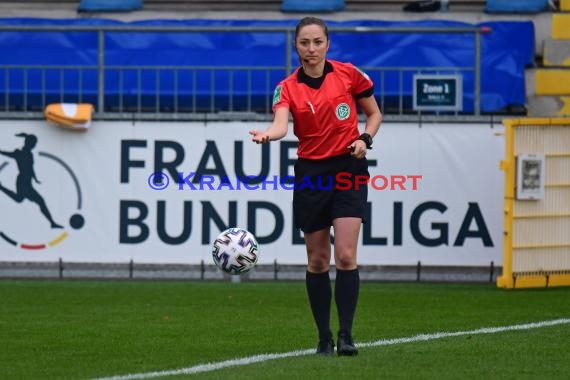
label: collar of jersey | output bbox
[297,60,334,90]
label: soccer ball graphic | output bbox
[212,227,259,275]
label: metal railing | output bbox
[0,24,492,122]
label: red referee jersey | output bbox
[272,60,374,159]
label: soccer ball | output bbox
[212,227,259,275]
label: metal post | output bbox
[274,259,279,280]
[489,261,494,282]
[474,31,482,116]
[416,261,421,282]
[285,30,292,76]
[58,258,64,279]
[129,259,134,279]
[97,30,105,115]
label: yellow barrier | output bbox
[497,118,570,289]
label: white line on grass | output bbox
[94,318,570,380]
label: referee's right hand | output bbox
[249,130,271,144]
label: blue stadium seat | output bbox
[485,0,549,13]
[281,0,345,12]
[78,0,143,12]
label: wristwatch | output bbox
[358,133,373,150]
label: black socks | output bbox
[335,268,360,336]
[306,270,332,341]
[306,268,360,340]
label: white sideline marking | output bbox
[94,318,570,380]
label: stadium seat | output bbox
[484,0,549,13]
[78,0,143,12]
[527,1,570,116]
[281,0,345,12]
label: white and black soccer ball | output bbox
[212,227,259,275]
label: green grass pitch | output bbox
[0,280,569,379]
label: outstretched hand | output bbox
[249,130,271,144]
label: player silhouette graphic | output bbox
[0,133,63,229]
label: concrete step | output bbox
[526,95,570,116]
[525,68,570,116]
[543,37,570,66]
[552,14,570,39]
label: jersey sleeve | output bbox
[349,63,374,97]
[272,81,290,112]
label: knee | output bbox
[307,250,330,273]
[335,250,357,270]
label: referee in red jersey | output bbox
[250,16,382,356]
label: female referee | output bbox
[250,16,382,356]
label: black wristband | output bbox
[358,133,373,149]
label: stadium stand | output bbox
[0,0,556,121]
[526,0,570,116]
[0,1,550,52]
[0,1,558,119]
[138,0,486,12]
[0,0,493,13]
[0,18,533,118]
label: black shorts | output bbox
[293,154,369,233]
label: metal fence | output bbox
[0,24,492,122]
[0,259,499,283]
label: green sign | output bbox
[413,75,463,111]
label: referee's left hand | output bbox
[348,140,368,159]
